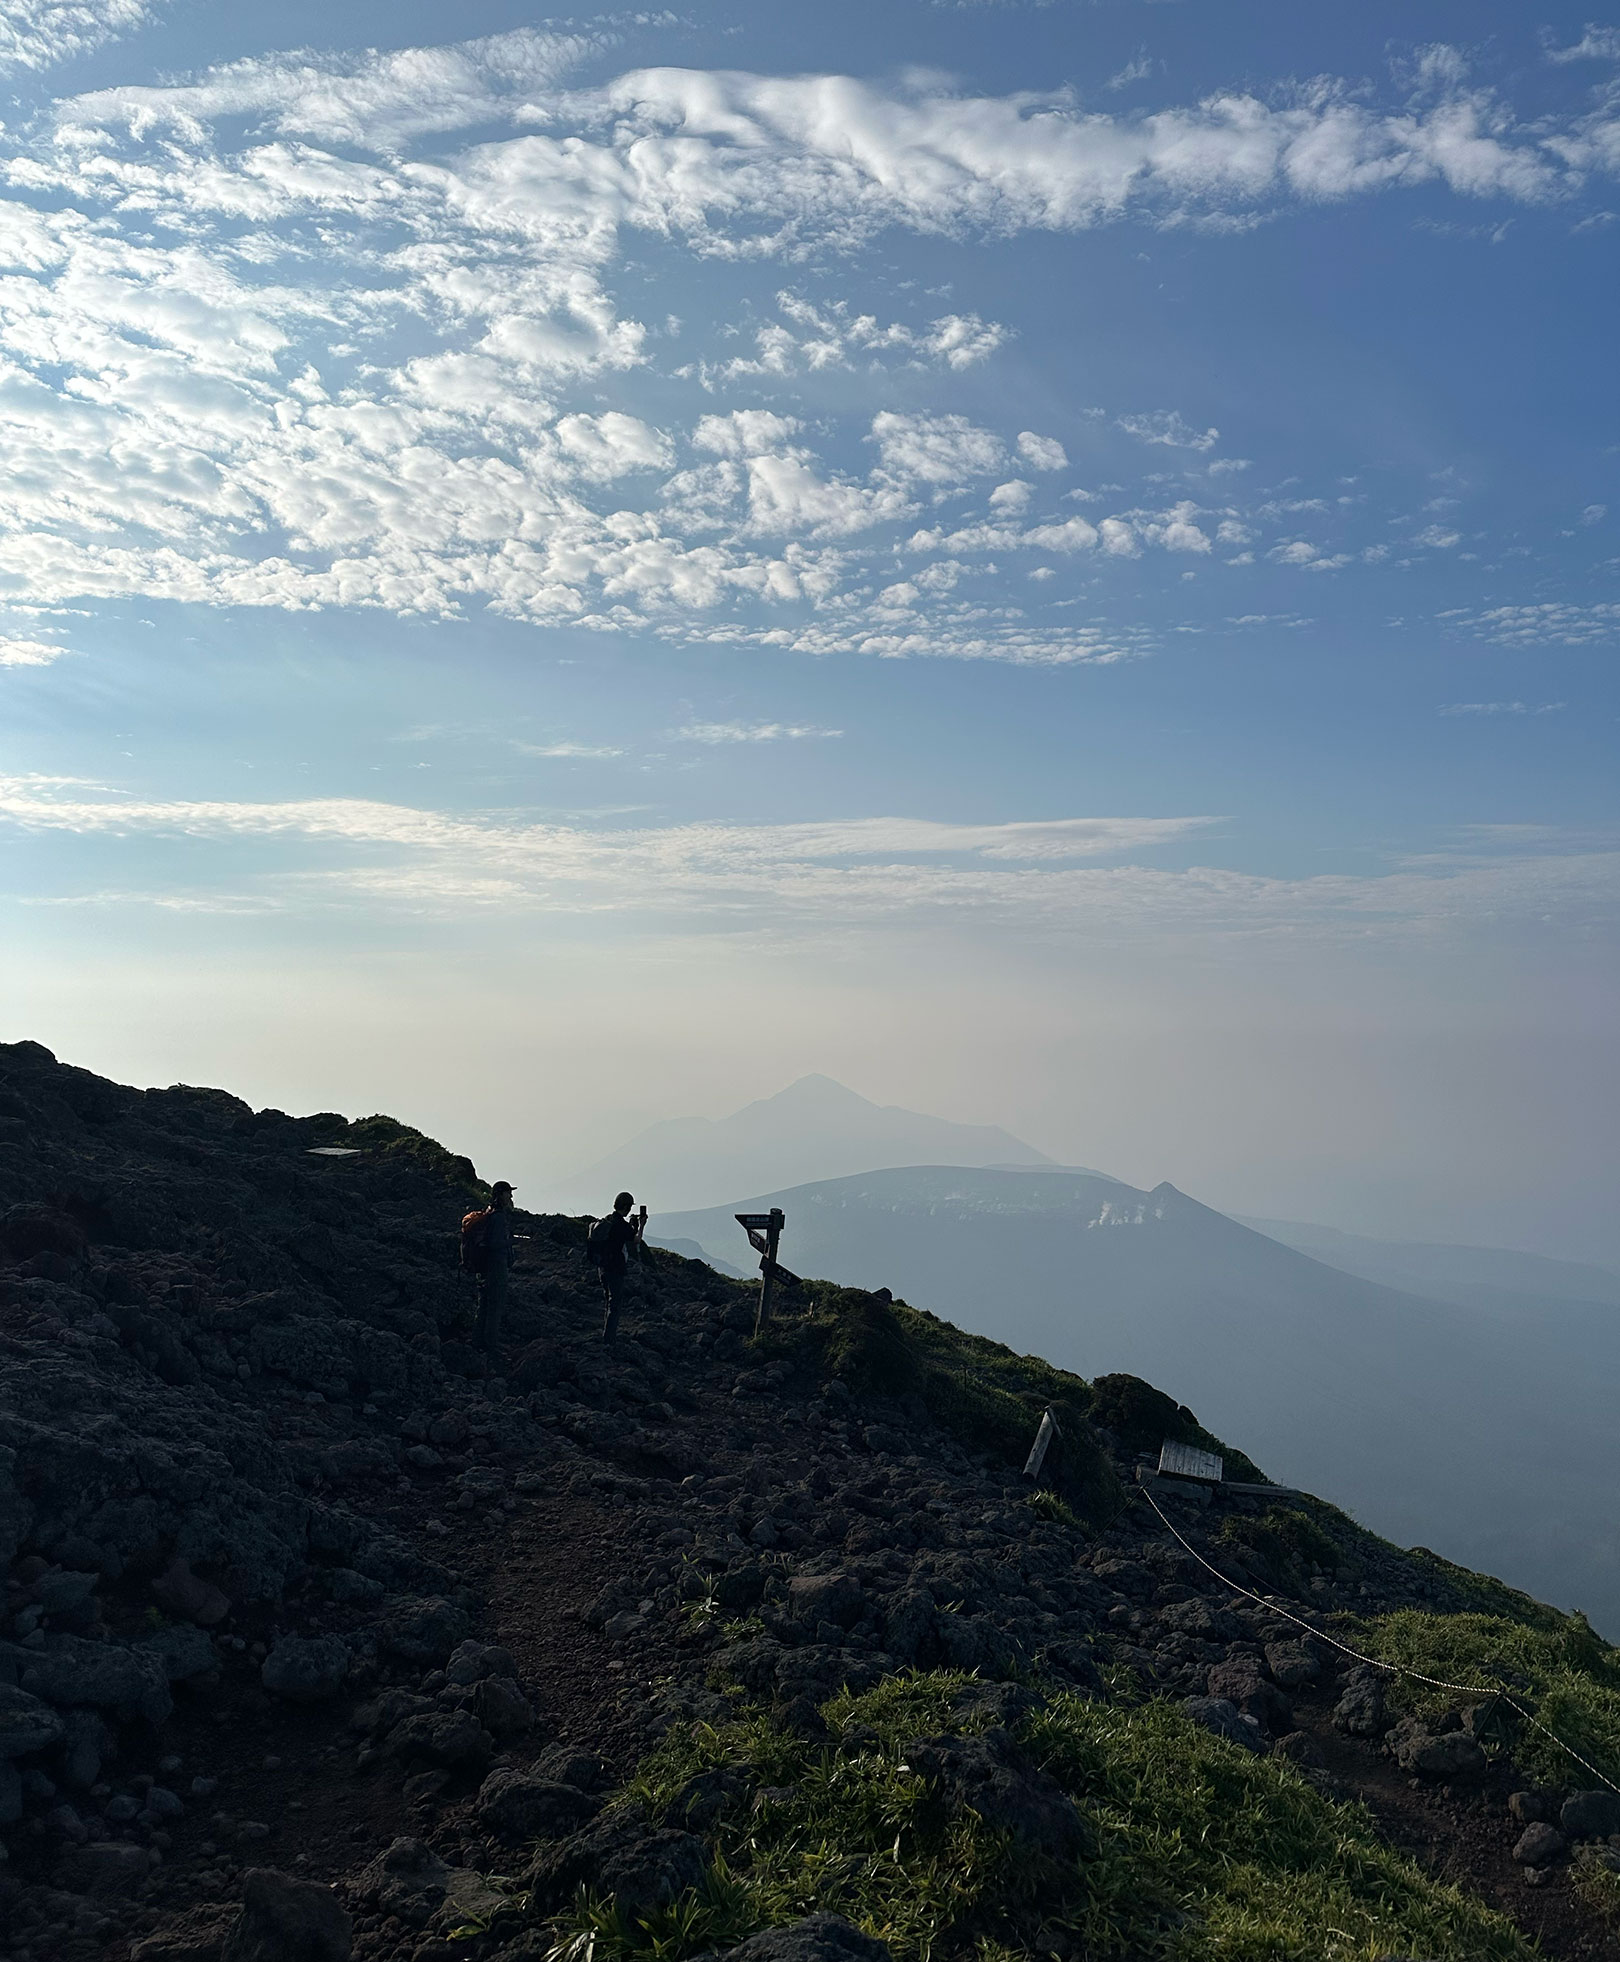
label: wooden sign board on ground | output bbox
[1158,1439,1225,1484]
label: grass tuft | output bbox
[1344,1608,1620,1790]
[548,1672,1531,1962]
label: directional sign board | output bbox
[1158,1439,1224,1484]
[735,1214,775,1230]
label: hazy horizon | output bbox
[0,2,1616,1267]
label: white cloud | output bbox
[701,292,1008,380]
[1024,515,1100,553]
[871,411,1005,485]
[0,0,157,75]
[58,26,594,146]
[1016,431,1068,471]
[1116,409,1218,451]
[692,411,802,458]
[1581,502,1607,524]
[1269,539,1351,570]
[0,33,1604,670]
[0,633,68,666]
[1546,27,1620,64]
[1415,523,1462,548]
[1441,601,1620,646]
[675,721,843,744]
[552,412,672,481]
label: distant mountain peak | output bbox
[754,1073,874,1108]
[552,1073,1058,1211]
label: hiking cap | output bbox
[492,1180,515,1196]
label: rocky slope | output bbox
[2,1039,1619,1962]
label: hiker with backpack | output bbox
[460,1180,518,1356]
[586,1191,645,1345]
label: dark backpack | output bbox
[585,1215,616,1268]
[460,1207,493,1274]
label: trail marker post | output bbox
[736,1207,798,1335]
[1023,1406,1063,1484]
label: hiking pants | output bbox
[476,1261,509,1353]
[601,1267,628,1344]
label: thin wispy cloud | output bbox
[675,722,844,744]
[517,742,626,759]
[1,778,1612,947]
[1440,701,1566,717]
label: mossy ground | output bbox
[549,1673,1531,1962]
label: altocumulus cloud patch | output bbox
[0,30,1613,666]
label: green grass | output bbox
[545,1672,1531,1962]
[1571,1851,1620,1927]
[1344,1607,1620,1791]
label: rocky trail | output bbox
[1,1039,1618,1962]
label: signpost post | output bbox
[735,1207,797,1335]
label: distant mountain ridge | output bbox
[657,1163,1620,1636]
[1235,1214,1620,1316]
[551,1073,1062,1213]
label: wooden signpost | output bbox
[735,1207,800,1334]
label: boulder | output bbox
[530,1809,708,1919]
[53,1840,152,1895]
[0,1684,65,1759]
[1262,1641,1322,1690]
[221,1868,351,1962]
[261,1635,349,1705]
[1512,1822,1566,1867]
[0,1759,19,1824]
[150,1558,231,1628]
[717,1915,892,1962]
[785,1574,864,1632]
[904,1730,1090,1860]
[385,1708,494,1771]
[467,1676,534,1738]
[1205,1658,1292,1737]
[380,1596,471,1667]
[1331,1667,1388,1738]
[1560,1789,1620,1840]
[476,1769,599,1844]
[1182,1697,1266,1753]
[57,1708,113,1789]
[355,1838,450,1925]
[139,1624,219,1684]
[1390,1722,1487,1782]
[879,1591,937,1666]
[21,1636,173,1724]
[443,1640,517,1686]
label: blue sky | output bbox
[0,1,1616,1258]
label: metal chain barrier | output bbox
[1136,1482,1620,1799]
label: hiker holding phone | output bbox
[586,1192,645,1345]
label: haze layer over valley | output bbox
[604,1077,1620,1636]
